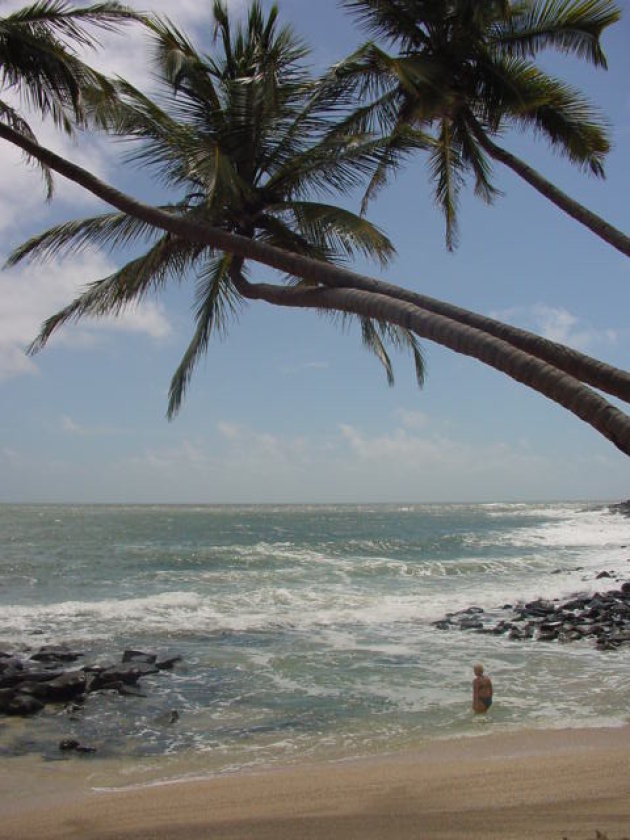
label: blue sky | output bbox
[1,0,629,504]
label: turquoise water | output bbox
[1,502,629,777]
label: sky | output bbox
[1,0,630,504]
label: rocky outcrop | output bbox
[0,645,181,717]
[433,579,630,651]
[608,499,630,517]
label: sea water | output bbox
[1,502,629,781]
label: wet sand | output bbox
[1,725,630,839]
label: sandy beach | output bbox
[2,725,630,840]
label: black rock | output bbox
[156,656,182,670]
[609,500,630,517]
[523,599,556,616]
[30,645,82,664]
[432,620,451,630]
[122,650,157,665]
[432,577,630,652]
[59,739,96,754]
[21,671,87,703]
[2,692,45,716]
[88,663,158,691]
[459,618,484,630]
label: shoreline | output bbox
[2,722,630,839]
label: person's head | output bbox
[473,663,484,676]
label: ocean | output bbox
[1,501,629,786]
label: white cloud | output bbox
[492,304,620,352]
[99,300,171,339]
[216,421,310,466]
[395,408,429,430]
[333,421,590,501]
[60,415,127,436]
[0,345,38,379]
[0,250,171,380]
[218,421,241,440]
[2,411,629,503]
[127,439,211,473]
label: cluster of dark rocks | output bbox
[608,500,630,517]
[0,645,181,720]
[433,579,630,651]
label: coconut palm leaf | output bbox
[28,231,205,354]
[21,0,425,414]
[497,0,620,67]
[0,98,53,194]
[340,0,433,48]
[360,316,426,386]
[0,0,142,197]
[335,0,624,252]
[280,201,394,266]
[168,252,241,417]
[333,310,425,387]
[0,0,141,127]
[429,119,464,251]
[5,210,170,265]
[473,55,609,173]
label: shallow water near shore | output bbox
[1,501,630,784]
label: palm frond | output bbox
[0,98,53,195]
[453,113,499,204]
[0,1,141,129]
[479,56,609,174]
[359,123,434,215]
[29,233,204,353]
[2,1,145,45]
[361,315,395,384]
[497,0,620,68]
[281,200,395,267]
[167,252,241,417]
[5,210,165,267]
[429,119,464,251]
[336,311,426,387]
[339,0,430,49]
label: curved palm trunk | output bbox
[323,275,630,402]
[4,124,628,401]
[2,123,630,452]
[232,276,630,456]
[467,119,630,259]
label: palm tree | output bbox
[8,0,425,416]
[332,0,630,255]
[0,0,142,193]
[3,114,630,454]
[1,2,629,453]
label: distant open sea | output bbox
[1,502,629,784]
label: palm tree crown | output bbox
[13,0,425,415]
[334,0,621,249]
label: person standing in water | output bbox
[472,663,493,713]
